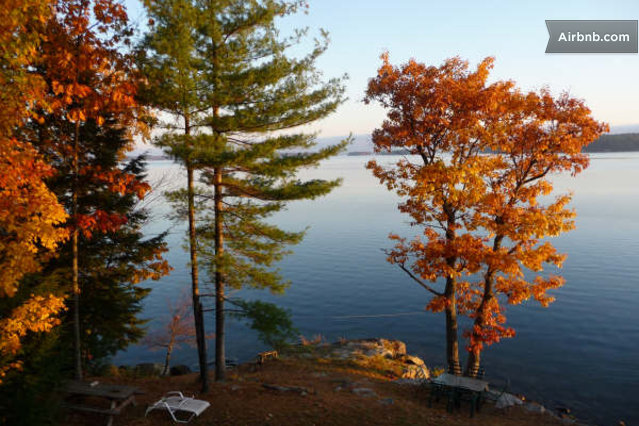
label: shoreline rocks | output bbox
[315,338,430,380]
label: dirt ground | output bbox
[64,356,567,426]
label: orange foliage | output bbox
[32,0,149,237]
[0,0,68,382]
[0,294,66,379]
[365,53,607,365]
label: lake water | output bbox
[114,154,639,425]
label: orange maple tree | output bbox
[0,0,68,382]
[462,88,607,375]
[365,53,606,374]
[25,0,154,379]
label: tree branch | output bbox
[396,263,444,297]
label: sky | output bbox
[125,0,639,138]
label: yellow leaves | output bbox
[0,139,68,297]
[0,294,66,383]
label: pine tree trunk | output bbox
[72,120,82,380]
[214,166,225,381]
[186,117,209,392]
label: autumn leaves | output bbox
[0,0,169,383]
[0,0,607,389]
[365,54,607,375]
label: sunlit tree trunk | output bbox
[445,277,461,375]
[186,115,209,392]
[444,214,461,374]
[213,166,225,381]
[465,235,503,377]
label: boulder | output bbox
[396,354,425,366]
[524,402,546,414]
[331,338,407,359]
[381,339,406,356]
[170,364,192,376]
[401,364,430,380]
[495,393,523,409]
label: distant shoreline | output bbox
[132,132,639,161]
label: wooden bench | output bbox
[63,381,142,426]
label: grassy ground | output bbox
[64,354,566,426]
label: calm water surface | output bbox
[115,154,639,425]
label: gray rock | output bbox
[170,364,192,376]
[495,393,523,409]
[379,398,394,405]
[263,383,312,395]
[524,402,546,414]
[351,387,377,398]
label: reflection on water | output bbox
[115,154,639,425]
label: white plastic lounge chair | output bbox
[145,391,210,423]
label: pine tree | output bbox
[138,0,211,390]
[28,115,171,372]
[140,0,348,382]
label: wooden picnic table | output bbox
[63,380,142,426]
[430,373,489,417]
[432,373,489,392]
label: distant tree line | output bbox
[582,133,639,152]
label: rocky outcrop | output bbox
[329,338,406,360]
[301,338,429,380]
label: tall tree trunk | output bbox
[186,116,209,392]
[464,289,491,377]
[444,215,461,375]
[464,337,481,377]
[163,338,175,376]
[213,167,225,381]
[464,235,503,377]
[72,120,82,380]
[445,276,461,375]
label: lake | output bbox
[114,154,639,425]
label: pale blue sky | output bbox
[125,0,639,137]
